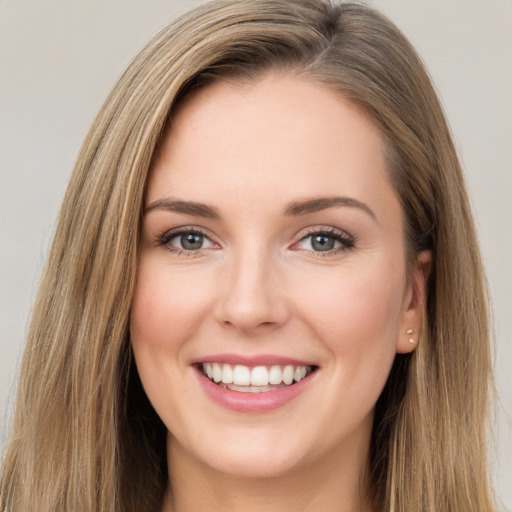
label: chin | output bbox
[205,451,308,480]
[169,426,314,480]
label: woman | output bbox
[0,1,496,511]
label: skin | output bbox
[130,73,431,512]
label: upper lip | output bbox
[190,353,317,367]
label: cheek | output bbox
[130,258,214,350]
[129,257,215,429]
[292,258,406,357]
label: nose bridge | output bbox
[216,240,287,332]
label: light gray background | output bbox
[1,0,511,507]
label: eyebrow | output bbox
[144,199,220,219]
[144,195,376,222]
[284,196,377,221]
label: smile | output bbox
[201,363,313,392]
[194,358,318,413]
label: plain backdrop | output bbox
[1,0,511,507]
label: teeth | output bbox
[251,366,269,386]
[282,365,294,385]
[201,362,312,389]
[221,364,233,384]
[227,384,274,393]
[212,363,222,383]
[268,365,282,385]
[233,365,251,385]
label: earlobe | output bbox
[396,250,432,354]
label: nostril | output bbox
[222,319,275,331]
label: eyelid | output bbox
[157,225,221,254]
[154,224,355,257]
[290,225,356,254]
[293,225,353,240]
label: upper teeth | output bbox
[202,363,310,386]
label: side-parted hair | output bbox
[1,1,494,511]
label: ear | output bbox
[396,250,432,354]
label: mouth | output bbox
[198,362,317,393]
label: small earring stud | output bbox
[406,328,415,344]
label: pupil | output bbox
[181,233,203,250]
[312,235,334,251]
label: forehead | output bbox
[147,73,399,226]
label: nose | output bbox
[214,248,290,335]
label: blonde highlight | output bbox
[1,1,495,511]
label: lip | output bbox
[191,353,315,367]
[193,358,318,414]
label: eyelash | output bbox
[157,226,218,257]
[156,226,356,258]
[293,226,356,258]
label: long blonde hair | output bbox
[1,1,494,511]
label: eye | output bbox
[159,228,218,253]
[303,234,339,252]
[174,232,208,251]
[293,228,355,255]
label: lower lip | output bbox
[195,368,316,413]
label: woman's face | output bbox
[130,74,428,480]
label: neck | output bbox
[162,431,374,512]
